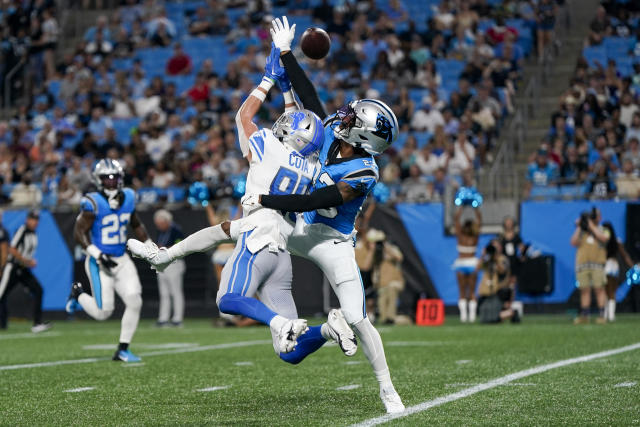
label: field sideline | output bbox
[1,315,639,425]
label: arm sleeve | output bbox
[260,184,343,212]
[280,51,327,119]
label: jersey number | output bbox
[316,173,338,218]
[101,213,131,245]
[270,167,311,196]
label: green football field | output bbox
[1,315,639,426]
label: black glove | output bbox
[98,253,118,272]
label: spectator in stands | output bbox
[587,159,616,199]
[625,112,640,143]
[400,164,431,203]
[589,135,620,172]
[67,157,91,193]
[415,144,440,176]
[623,137,640,170]
[88,107,113,144]
[440,132,475,176]
[189,6,212,36]
[166,43,192,76]
[525,148,559,197]
[536,0,557,61]
[11,173,42,206]
[84,15,111,43]
[410,103,444,133]
[561,144,588,184]
[588,6,610,46]
[616,159,640,199]
[486,16,518,46]
[619,93,639,129]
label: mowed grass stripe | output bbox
[0,340,271,371]
[352,342,640,427]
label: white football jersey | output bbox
[238,128,319,253]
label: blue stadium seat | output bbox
[413,131,433,147]
[409,89,429,106]
[529,185,560,199]
[47,80,61,100]
[616,56,636,77]
[582,46,607,69]
[394,132,409,149]
[370,79,387,93]
[435,59,465,79]
[112,118,141,144]
[559,184,587,199]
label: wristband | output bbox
[250,88,267,102]
[259,77,275,92]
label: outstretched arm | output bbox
[271,16,327,119]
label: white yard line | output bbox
[0,340,271,372]
[196,386,230,392]
[234,361,254,366]
[351,342,640,427]
[336,384,361,391]
[64,387,95,393]
[455,360,472,365]
[122,363,145,368]
[385,341,446,347]
[614,381,637,388]
[0,332,61,340]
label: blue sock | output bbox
[279,325,327,365]
[218,293,278,325]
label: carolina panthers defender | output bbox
[66,159,151,362]
[129,47,355,356]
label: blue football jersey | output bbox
[80,188,136,256]
[303,121,378,235]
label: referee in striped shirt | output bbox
[0,209,51,333]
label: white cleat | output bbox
[31,322,52,333]
[274,319,308,353]
[127,239,172,272]
[326,309,357,356]
[380,386,405,414]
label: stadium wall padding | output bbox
[3,210,72,310]
[395,203,494,306]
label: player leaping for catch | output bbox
[65,159,151,362]
[129,19,404,413]
[130,46,356,357]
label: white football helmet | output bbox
[93,159,124,206]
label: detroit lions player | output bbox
[66,159,151,362]
[129,47,355,356]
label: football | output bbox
[300,27,331,60]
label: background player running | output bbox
[66,159,151,362]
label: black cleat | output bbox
[65,282,85,314]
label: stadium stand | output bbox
[524,1,640,201]
[0,0,556,206]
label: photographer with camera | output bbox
[365,229,405,325]
[570,207,610,324]
[477,239,519,323]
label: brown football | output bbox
[300,27,331,60]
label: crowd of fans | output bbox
[525,0,640,200]
[0,0,557,208]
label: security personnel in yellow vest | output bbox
[570,207,610,325]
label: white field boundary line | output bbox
[0,340,271,372]
[351,342,640,427]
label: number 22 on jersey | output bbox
[101,213,131,245]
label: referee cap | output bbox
[27,209,40,220]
